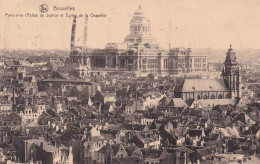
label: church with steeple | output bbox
[175,45,241,106]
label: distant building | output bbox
[68,5,208,77]
[175,45,241,104]
[0,97,12,115]
[24,138,63,164]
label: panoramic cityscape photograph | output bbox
[0,0,260,163]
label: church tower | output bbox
[222,44,241,98]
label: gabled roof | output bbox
[159,97,188,108]
[231,113,255,126]
[198,99,237,108]
[197,146,215,157]
[159,97,173,106]
[124,146,140,156]
[186,99,195,106]
[175,79,227,92]
[141,149,164,159]
[92,134,114,142]
[169,98,188,108]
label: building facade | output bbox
[175,44,241,101]
[69,5,208,77]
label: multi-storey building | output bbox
[69,5,208,77]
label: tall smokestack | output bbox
[70,16,77,50]
[83,15,88,53]
[108,17,112,43]
[167,20,172,51]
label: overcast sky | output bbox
[0,0,260,50]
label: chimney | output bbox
[40,142,44,149]
[83,15,88,53]
[52,123,56,129]
[56,125,59,132]
[107,17,112,43]
[70,16,77,50]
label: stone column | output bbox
[116,55,119,68]
[105,55,108,68]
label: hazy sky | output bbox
[0,0,260,50]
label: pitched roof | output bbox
[141,149,164,159]
[198,99,237,108]
[169,98,188,108]
[186,99,195,106]
[231,113,255,126]
[159,97,173,106]
[92,134,114,142]
[197,146,215,157]
[176,79,227,92]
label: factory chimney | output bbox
[83,15,88,53]
[167,20,172,51]
[70,16,77,50]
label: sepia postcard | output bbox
[0,0,260,163]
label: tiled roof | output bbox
[141,148,164,159]
[159,97,188,108]
[176,79,227,92]
[198,99,236,108]
[231,113,255,126]
[92,134,114,142]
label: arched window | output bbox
[225,93,230,99]
[211,94,216,99]
[203,94,208,99]
[197,95,201,99]
[218,94,223,99]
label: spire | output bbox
[70,16,77,50]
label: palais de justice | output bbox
[69,6,208,77]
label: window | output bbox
[211,94,216,99]
[203,94,208,99]
[197,95,201,99]
[164,59,169,69]
[225,94,230,99]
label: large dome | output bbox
[124,5,156,45]
[134,5,145,16]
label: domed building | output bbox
[124,5,156,46]
[69,5,208,77]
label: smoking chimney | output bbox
[83,15,88,53]
[70,16,77,50]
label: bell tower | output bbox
[222,44,241,98]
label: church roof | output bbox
[176,79,227,92]
[198,99,237,108]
